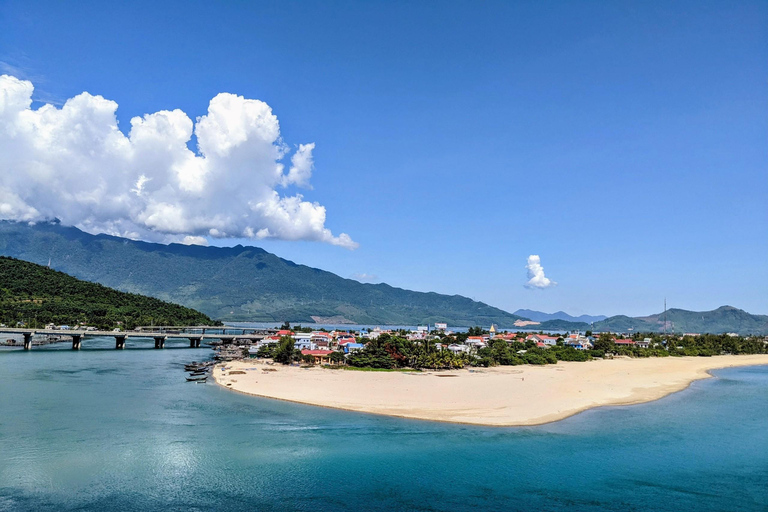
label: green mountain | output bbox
[0,256,213,329]
[0,221,526,326]
[537,306,768,336]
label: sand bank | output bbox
[212,355,768,426]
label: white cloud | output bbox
[351,272,379,282]
[281,142,315,188]
[181,235,208,246]
[525,255,556,289]
[0,75,357,249]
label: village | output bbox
[240,324,659,365]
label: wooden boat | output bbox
[186,375,207,381]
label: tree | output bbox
[273,336,296,364]
[329,351,346,365]
[593,333,615,353]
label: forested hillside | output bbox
[0,221,526,325]
[0,256,214,329]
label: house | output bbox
[465,336,487,349]
[293,339,316,350]
[364,328,384,339]
[342,343,365,354]
[564,335,592,350]
[636,338,652,349]
[614,339,635,346]
[526,334,558,346]
[276,330,294,337]
[536,342,550,349]
[301,349,335,364]
[446,343,470,354]
[336,333,356,344]
[310,332,333,347]
[293,333,312,343]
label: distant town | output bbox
[239,323,768,370]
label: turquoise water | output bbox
[0,338,766,511]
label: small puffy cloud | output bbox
[525,255,556,289]
[181,236,208,246]
[0,75,357,249]
[351,272,378,282]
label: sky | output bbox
[0,0,766,317]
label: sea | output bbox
[0,337,766,511]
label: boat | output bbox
[186,376,207,382]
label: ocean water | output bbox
[0,338,766,511]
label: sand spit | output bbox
[212,355,768,426]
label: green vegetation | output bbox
[272,336,297,364]
[538,307,768,336]
[2,222,765,334]
[0,257,215,330]
[338,331,766,370]
[345,333,472,370]
[251,328,766,371]
[0,221,527,325]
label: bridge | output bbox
[0,327,268,350]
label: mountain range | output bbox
[513,309,607,323]
[0,221,766,334]
[0,221,525,326]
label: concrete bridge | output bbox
[0,327,267,350]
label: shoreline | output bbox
[212,355,768,427]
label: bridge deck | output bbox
[0,327,266,340]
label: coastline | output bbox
[212,355,768,426]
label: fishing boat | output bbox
[186,375,207,382]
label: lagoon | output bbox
[1,337,766,511]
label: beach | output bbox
[213,354,768,426]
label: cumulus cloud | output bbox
[525,255,556,289]
[0,75,357,249]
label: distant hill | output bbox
[0,221,526,326]
[0,256,213,329]
[535,306,768,336]
[514,309,607,324]
[597,306,768,335]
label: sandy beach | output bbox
[212,355,768,426]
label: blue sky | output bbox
[1,0,766,317]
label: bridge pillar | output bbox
[221,336,234,345]
[154,336,166,349]
[115,335,126,350]
[189,337,202,348]
[71,334,82,350]
[23,332,32,350]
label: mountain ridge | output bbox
[0,221,526,326]
[513,309,607,323]
[1,222,765,334]
[536,305,768,335]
